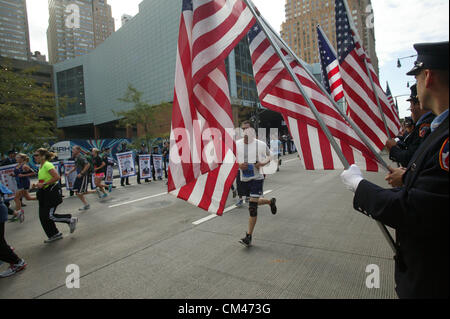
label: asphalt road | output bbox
[0,154,397,299]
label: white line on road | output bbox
[192,190,274,225]
[108,192,168,208]
[283,158,299,164]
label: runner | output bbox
[92,148,108,199]
[237,121,277,247]
[9,153,36,223]
[33,148,77,243]
[0,182,27,278]
[67,146,95,211]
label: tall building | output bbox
[0,0,31,61]
[121,14,133,27]
[53,0,321,139]
[47,0,115,64]
[281,0,379,75]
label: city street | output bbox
[0,154,397,299]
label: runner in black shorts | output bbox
[68,146,95,211]
[237,121,277,247]
[92,148,108,199]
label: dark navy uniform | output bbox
[389,112,435,167]
[353,41,449,298]
[354,117,448,298]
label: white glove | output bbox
[394,137,401,143]
[340,164,364,193]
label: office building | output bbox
[47,0,115,64]
[281,0,379,74]
[0,0,31,61]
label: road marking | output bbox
[192,190,274,225]
[108,192,168,208]
[283,158,299,164]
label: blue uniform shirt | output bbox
[431,109,449,132]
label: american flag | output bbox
[386,82,399,117]
[168,0,255,215]
[335,0,400,151]
[247,23,380,171]
[317,25,344,102]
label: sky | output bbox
[26,0,449,119]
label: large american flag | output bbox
[317,25,344,103]
[335,0,400,151]
[168,0,255,215]
[247,23,380,171]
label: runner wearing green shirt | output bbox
[33,148,78,243]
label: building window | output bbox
[57,65,86,116]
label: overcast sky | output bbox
[26,0,449,118]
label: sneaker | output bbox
[0,259,27,278]
[44,232,63,244]
[108,185,113,193]
[236,199,244,208]
[17,210,25,223]
[101,193,108,199]
[8,215,18,223]
[270,198,277,215]
[69,217,78,234]
[78,204,90,211]
[239,233,252,247]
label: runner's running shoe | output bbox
[239,233,252,247]
[69,217,78,234]
[17,210,24,223]
[0,259,27,278]
[270,198,277,215]
[44,233,63,244]
[78,204,90,211]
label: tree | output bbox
[0,60,65,155]
[115,84,171,151]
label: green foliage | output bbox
[0,60,65,154]
[115,84,171,150]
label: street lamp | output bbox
[397,55,417,68]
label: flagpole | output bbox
[243,2,349,169]
[342,0,391,139]
[243,0,397,254]
[259,16,391,172]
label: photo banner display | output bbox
[117,152,136,178]
[64,161,77,190]
[105,165,114,185]
[139,155,152,180]
[153,155,164,180]
[0,164,18,201]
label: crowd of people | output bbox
[0,141,173,278]
[2,40,446,298]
